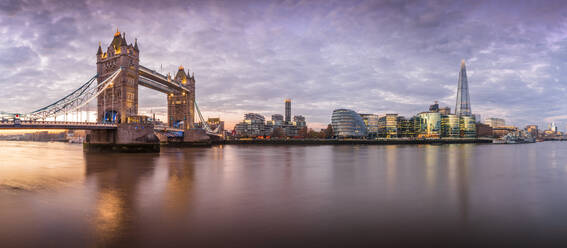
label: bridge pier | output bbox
[84,123,160,152]
[183,128,211,143]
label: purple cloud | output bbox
[1,0,567,130]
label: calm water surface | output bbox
[1,141,567,247]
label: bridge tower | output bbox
[96,29,139,124]
[168,66,195,130]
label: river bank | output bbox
[209,138,493,146]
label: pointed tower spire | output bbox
[455,59,472,116]
[97,41,102,55]
[134,38,139,51]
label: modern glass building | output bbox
[455,60,472,117]
[378,114,398,138]
[418,112,441,138]
[460,115,476,137]
[441,114,460,137]
[410,116,422,137]
[360,114,379,138]
[331,109,368,138]
[397,116,413,137]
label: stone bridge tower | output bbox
[168,66,195,130]
[96,29,140,123]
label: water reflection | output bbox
[2,142,567,246]
[451,145,470,223]
[84,153,160,246]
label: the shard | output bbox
[455,60,472,116]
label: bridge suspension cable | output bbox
[194,100,221,134]
[22,69,123,121]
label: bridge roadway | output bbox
[0,121,117,130]
[0,121,186,132]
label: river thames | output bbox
[1,141,567,247]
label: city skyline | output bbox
[1,0,567,130]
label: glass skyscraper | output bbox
[455,60,472,116]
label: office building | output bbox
[285,99,291,123]
[234,113,266,137]
[360,114,379,138]
[293,115,306,127]
[439,107,451,115]
[378,114,399,138]
[272,114,284,126]
[441,114,460,137]
[460,115,476,137]
[473,114,481,123]
[476,123,493,137]
[525,125,538,138]
[429,102,440,112]
[397,116,414,137]
[331,109,368,138]
[418,112,441,138]
[455,60,472,116]
[485,118,505,128]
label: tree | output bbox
[323,124,334,139]
[307,128,324,139]
[297,126,308,138]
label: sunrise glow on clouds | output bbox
[1,0,567,130]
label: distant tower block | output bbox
[96,29,140,123]
[455,60,472,116]
[285,99,291,123]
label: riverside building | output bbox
[234,99,308,138]
[285,99,291,124]
[441,114,460,137]
[378,114,399,138]
[360,114,379,138]
[418,112,441,138]
[234,113,266,137]
[485,118,505,128]
[460,115,476,137]
[331,109,368,138]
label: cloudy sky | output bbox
[1,0,567,130]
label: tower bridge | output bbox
[0,30,220,151]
